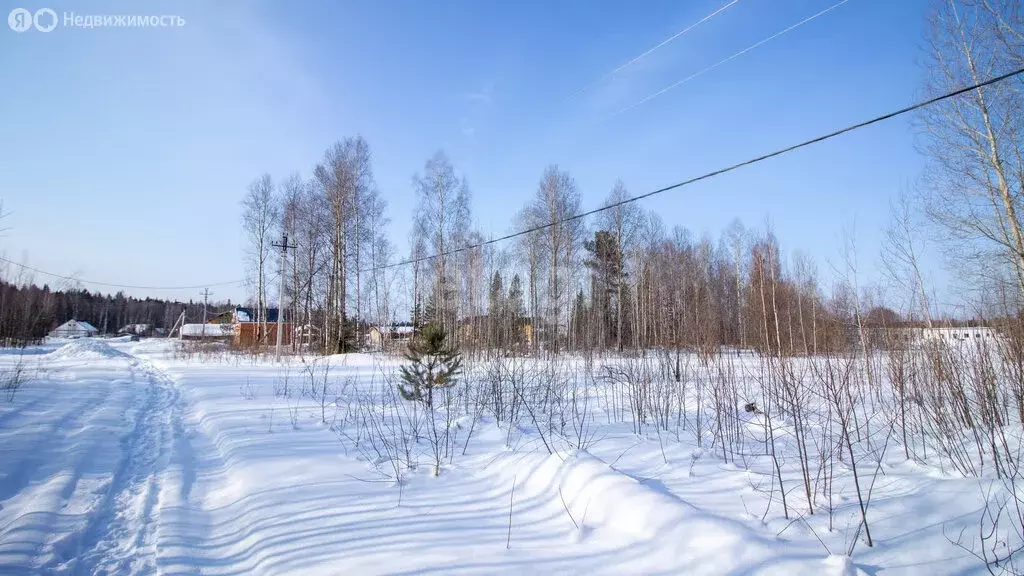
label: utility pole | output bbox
[271,234,296,362]
[169,309,186,339]
[200,288,212,339]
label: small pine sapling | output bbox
[398,322,463,407]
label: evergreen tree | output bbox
[584,230,626,349]
[398,322,463,407]
[507,274,526,347]
[335,316,359,353]
[424,275,457,337]
[488,271,506,348]
[570,289,589,350]
[411,299,425,332]
[508,274,525,318]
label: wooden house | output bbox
[232,307,292,348]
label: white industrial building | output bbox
[919,326,998,342]
[887,325,1000,346]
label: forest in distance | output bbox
[0,280,232,343]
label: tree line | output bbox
[243,145,912,357]
[239,0,1024,357]
[0,280,231,342]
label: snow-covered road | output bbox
[0,342,184,574]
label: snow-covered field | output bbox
[0,339,1003,574]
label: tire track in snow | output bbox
[153,360,213,575]
[55,363,178,575]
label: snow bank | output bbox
[486,450,780,570]
[48,339,132,361]
[492,451,689,539]
[483,450,868,573]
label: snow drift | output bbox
[487,451,765,568]
[48,339,131,361]
[484,450,854,574]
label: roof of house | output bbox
[181,323,234,337]
[370,324,415,335]
[207,310,234,323]
[53,319,98,333]
[457,315,535,326]
[234,307,280,323]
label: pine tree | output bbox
[584,230,626,349]
[424,275,457,337]
[570,289,589,351]
[411,299,425,331]
[488,271,506,348]
[507,274,527,349]
[508,274,525,319]
[398,322,463,407]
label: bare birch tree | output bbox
[242,174,279,344]
[521,166,584,354]
[598,181,643,351]
[412,151,472,334]
[882,192,935,326]
[920,0,1024,300]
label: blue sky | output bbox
[0,0,938,306]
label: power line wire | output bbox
[568,0,743,99]
[362,65,1024,274]
[617,0,851,115]
[9,68,1024,289]
[0,256,243,291]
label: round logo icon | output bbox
[33,8,57,32]
[8,8,32,32]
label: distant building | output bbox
[877,324,1000,348]
[919,326,999,343]
[293,323,319,348]
[118,323,153,337]
[458,315,535,349]
[180,323,234,341]
[205,310,234,324]
[49,319,99,339]
[174,307,293,347]
[232,307,292,347]
[366,323,415,351]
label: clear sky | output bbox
[0,0,939,306]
